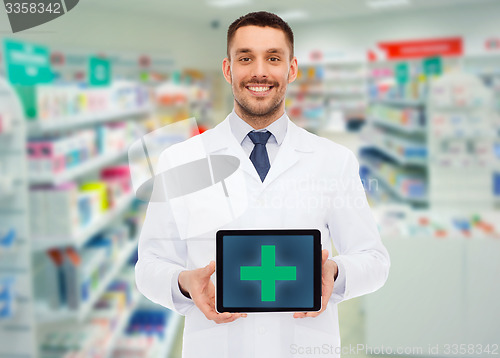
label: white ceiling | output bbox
[79,0,498,25]
[1,0,498,71]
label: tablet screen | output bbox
[216,229,321,313]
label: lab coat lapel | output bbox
[262,119,314,189]
[202,115,315,187]
[202,115,262,184]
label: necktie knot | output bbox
[248,131,272,145]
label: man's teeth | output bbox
[248,86,270,92]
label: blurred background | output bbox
[0,0,499,357]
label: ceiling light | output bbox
[276,10,309,21]
[207,0,251,8]
[367,0,411,9]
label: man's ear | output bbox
[222,57,232,84]
[288,56,298,84]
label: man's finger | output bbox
[199,299,243,323]
[293,312,307,318]
[213,313,244,324]
[203,261,216,277]
[304,311,320,318]
[217,313,245,324]
[322,249,329,266]
[198,299,219,319]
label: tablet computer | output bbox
[216,229,322,313]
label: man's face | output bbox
[223,26,297,120]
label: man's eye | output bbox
[240,57,251,62]
[269,57,280,62]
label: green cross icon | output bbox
[240,245,297,302]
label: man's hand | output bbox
[178,261,247,324]
[294,249,337,318]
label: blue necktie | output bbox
[248,131,272,182]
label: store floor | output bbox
[168,298,407,358]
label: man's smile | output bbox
[245,84,274,96]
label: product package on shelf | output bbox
[0,228,17,252]
[0,276,16,320]
[0,110,14,134]
[43,250,65,310]
[30,183,80,238]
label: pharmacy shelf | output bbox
[369,116,426,135]
[35,238,138,324]
[27,106,152,136]
[31,193,135,251]
[367,143,427,167]
[363,161,428,204]
[153,312,183,358]
[372,98,425,107]
[104,289,142,358]
[362,138,427,169]
[0,77,38,358]
[324,76,366,82]
[29,148,128,186]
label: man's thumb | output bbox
[322,249,329,265]
[204,261,216,276]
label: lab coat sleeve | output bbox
[135,199,195,315]
[330,257,346,300]
[327,149,390,304]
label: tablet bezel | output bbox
[216,229,322,313]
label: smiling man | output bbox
[223,22,295,128]
[136,11,390,358]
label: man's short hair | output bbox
[227,11,294,60]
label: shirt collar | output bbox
[228,109,288,146]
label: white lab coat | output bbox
[135,114,390,358]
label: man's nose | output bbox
[250,58,268,78]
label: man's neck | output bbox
[234,104,284,130]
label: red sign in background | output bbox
[378,37,463,59]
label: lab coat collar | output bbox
[202,113,315,186]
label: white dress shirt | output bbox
[228,109,287,165]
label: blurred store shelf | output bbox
[104,289,143,358]
[35,238,138,324]
[365,143,427,167]
[363,161,428,204]
[28,149,129,186]
[372,98,425,107]
[31,193,135,251]
[369,116,426,135]
[27,106,152,135]
[153,313,183,358]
